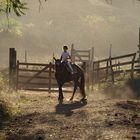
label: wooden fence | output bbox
[10,48,140,92]
[16,61,73,93]
[92,52,140,85]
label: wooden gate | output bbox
[71,44,94,89]
[16,61,73,93]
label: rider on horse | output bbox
[53,48,87,102]
[60,45,74,74]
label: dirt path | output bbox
[1,91,140,140]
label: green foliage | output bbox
[0,18,23,36]
[0,0,28,16]
[0,0,46,30]
[0,0,28,29]
[0,72,21,121]
[0,0,47,16]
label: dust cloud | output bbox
[90,80,139,100]
[0,0,140,68]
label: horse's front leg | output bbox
[70,82,77,101]
[58,84,64,102]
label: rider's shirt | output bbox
[61,52,71,62]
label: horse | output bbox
[53,57,87,103]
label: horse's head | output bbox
[53,57,62,72]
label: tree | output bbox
[0,0,46,29]
[0,0,28,28]
[0,0,47,16]
[0,0,28,16]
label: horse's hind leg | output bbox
[70,82,78,101]
[78,82,86,101]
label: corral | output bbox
[9,43,140,93]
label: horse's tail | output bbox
[80,72,86,98]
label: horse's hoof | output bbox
[80,98,87,103]
[69,98,73,101]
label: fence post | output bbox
[48,62,52,93]
[71,44,75,63]
[109,56,114,83]
[86,61,90,90]
[90,47,94,90]
[9,48,17,89]
[92,61,95,84]
[16,60,19,91]
[97,61,100,87]
[106,59,109,81]
[138,28,140,61]
[130,53,136,79]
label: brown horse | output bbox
[53,58,87,103]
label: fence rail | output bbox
[94,53,136,63]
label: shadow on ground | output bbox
[0,102,10,130]
[55,100,87,117]
[126,78,140,98]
